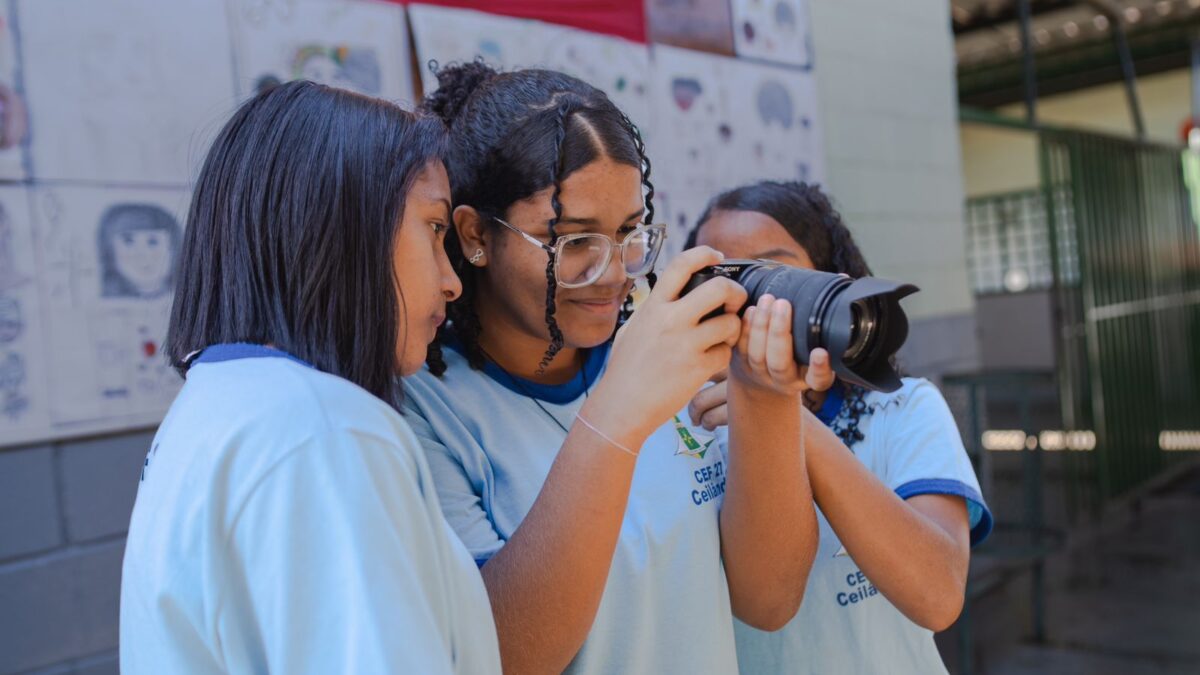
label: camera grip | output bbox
[680,270,735,322]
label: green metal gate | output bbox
[962,108,1200,505]
[1042,131,1200,500]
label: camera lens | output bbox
[681,259,918,392]
[843,299,878,366]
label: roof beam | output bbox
[953,0,1079,35]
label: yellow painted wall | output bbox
[960,67,1191,198]
[998,67,1190,145]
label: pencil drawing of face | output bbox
[97,203,182,299]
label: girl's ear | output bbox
[454,204,489,265]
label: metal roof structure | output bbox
[953,0,1199,108]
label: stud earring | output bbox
[468,249,484,265]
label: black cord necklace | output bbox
[479,347,590,434]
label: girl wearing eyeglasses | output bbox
[402,62,824,674]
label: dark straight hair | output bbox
[166,80,447,407]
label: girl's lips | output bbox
[570,297,622,314]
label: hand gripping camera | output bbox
[681,260,918,392]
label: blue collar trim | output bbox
[816,385,846,426]
[191,343,314,370]
[446,339,610,405]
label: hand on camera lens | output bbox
[598,247,747,439]
[689,345,835,431]
[803,349,836,394]
[728,294,807,396]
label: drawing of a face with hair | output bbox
[97,203,181,299]
[290,45,381,94]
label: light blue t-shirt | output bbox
[121,344,501,675]
[734,377,993,675]
[403,341,740,675]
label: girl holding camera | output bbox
[686,181,993,675]
[402,62,823,674]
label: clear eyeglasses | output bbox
[493,217,667,289]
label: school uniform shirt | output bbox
[734,377,993,675]
[120,344,501,675]
[403,341,740,675]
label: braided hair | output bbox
[421,61,654,377]
[687,180,878,448]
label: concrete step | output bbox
[986,644,1199,675]
[941,462,1200,675]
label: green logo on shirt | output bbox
[673,416,716,459]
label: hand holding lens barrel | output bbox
[680,259,918,393]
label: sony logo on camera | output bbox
[702,261,757,278]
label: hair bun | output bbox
[423,59,499,125]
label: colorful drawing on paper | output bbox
[230,0,413,102]
[648,46,824,259]
[731,0,812,68]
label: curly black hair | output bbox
[686,180,880,448]
[421,60,653,377]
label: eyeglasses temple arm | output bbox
[494,216,556,254]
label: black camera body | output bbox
[681,260,918,392]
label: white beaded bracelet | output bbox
[576,414,639,457]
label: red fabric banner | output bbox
[391,1,647,43]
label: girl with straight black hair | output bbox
[687,180,993,674]
[402,61,823,674]
[120,80,501,675]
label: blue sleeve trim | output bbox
[895,478,994,547]
[474,556,492,569]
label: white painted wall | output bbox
[808,0,974,320]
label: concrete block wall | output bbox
[0,431,152,675]
[809,0,980,380]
